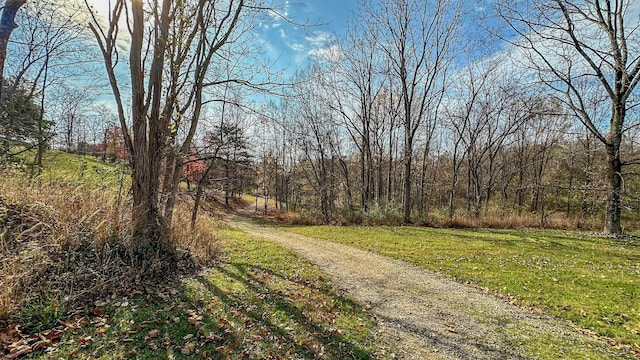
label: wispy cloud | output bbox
[288,43,306,52]
[305,31,335,47]
[267,0,290,28]
[308,44,341,62]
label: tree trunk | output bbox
[191,185,204,230]
[387,132,394,207]
[225,161,230,206]
[449,170,458,218]
[418,145,429,217]
[190,157,216,230]
[129,0,170,256]
[604,111,624,234]
[163,153,184,227]
[0,0,27,101]
[402,138,413,223]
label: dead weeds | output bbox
[0,167,220,355]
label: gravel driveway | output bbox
[230,217,635,359]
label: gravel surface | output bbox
[230,217,634,359]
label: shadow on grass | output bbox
[194,260,374,359]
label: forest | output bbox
[3,0,639,235]
[1,0,640,358]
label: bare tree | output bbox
[86,0,289,266]
[4,0,95,171]
[498,0,640,234]
[326,20,387,213]
[290,65,345,223]
[86,0,251,263]
[51,85,92,150]
[363,0,461,223]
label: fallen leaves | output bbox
[1,323,68,359]
[146,328,161,339]
[0,235,381,359]
[44,329,64,341]
[186,309,203,327]
[181,341,197,355]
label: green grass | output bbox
[23,227,380,359]
[34,151,129,187]
[279,226,640,352]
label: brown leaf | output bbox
[78,336,93,346]
[131,289,144,296]
[148,341,158,351]
[203,332,222,343]
[181,341,196,355]
[31,340,49,351]
[0,325,20,343]
[5,346,32,359]
[188,315,203,327]
[146,329,161,339]
[44,329,64,341]
[90,307,104,316]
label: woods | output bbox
[254,0,640,232]
[2,0,637,238]
[2,0,640,358]
[0,0,638,246]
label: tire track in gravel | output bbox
[229,216,634,360]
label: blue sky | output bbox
[258,0,358,71]
[84,0,358,85]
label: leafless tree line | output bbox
[256,0,640,232]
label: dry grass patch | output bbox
[0,155,220,332]
[435,212,602,230]
[0,168,131,323]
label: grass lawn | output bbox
[17,227,379,359]
[32,151,129,187]
[280,225,640,352]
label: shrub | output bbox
[362,202,403,226]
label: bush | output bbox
[362,202,403,226]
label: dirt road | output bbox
[229,216,633,359]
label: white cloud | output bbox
[289,43,306,52]
[308,44,342,63]
[267,1,290,26]
[305,31,335,47]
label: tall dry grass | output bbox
[171,198,220,262]
[431,211,602,230]
[257,204,603,231]
[0,168,126,319]
[0,167,220,323]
